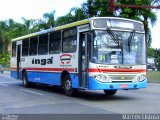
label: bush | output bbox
[0,51,10,68]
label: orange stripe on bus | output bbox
[10,67,17,70]
[10,67,75,72]
[26,68,75,72]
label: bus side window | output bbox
[22,39,29,56]
[12,41,16,57]
[38,34,48,55]
[29,36,38,56]
[62,27,77,53]
[49,31,61,54]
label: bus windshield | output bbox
[91,30,146,65]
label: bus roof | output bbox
[12,17,143,42]
[12,19,89,42]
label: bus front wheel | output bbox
[104,90,117,96]
[63,75,77,96]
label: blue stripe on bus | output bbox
[70,74,79,88]
[27,72,79,88]
[11,71,18,79]
[11,71,79,88]
[88,77,147,90]
[27,72,61,86]
[11,71,147,90]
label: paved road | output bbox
[0,72,160,114]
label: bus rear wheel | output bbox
[22,72,31,87]
[63,75,77,96]
[104,90,117,96]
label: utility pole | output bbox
[109,0,160,12]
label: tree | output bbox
[70,7,87,21]
[43,11,55,28]
[82,0,113,17]
[0,21,8,53]
[21,18,39,34]
[56,7,86,26]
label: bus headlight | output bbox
[93,74,111,83]
[133,75,146,82]
[137,75,146,82]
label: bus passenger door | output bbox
[79,32,90,88]
[17,44,22,79]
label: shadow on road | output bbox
[75,91,135,101]
[17,83,135,101]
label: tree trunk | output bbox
[143,17,149,47]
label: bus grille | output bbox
[108,75,136,82]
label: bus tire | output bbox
[104,90,117,96]
[22,71,31,88]
[63,75,77,96]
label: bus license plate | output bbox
[120,84,128,88]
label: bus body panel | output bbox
[11,70,17,79]
[10,57,17,79]
[27,72,79,88]
[11,69,79,88]
[11,52,79,87]
[88,77,147,90]
[27,72,60,86]
[10,17,147,94]
[88,63,147,90]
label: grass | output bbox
[147,71,160,83]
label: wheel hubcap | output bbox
[23,77,26,85]
[65,80,71,91]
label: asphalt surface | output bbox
[0,72,160,114]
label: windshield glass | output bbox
[91,30,146,65]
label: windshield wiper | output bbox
[128,30,135,53]
[106,28,119,46]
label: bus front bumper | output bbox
[88,77,147,90]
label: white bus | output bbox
[11,17,147,96]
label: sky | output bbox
[151,12,160,49]
[0,0,159,49]
[0,0,86,21]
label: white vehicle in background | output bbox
[147,58,157,71]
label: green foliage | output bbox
[82,0,113,17]
[154,49,160,71]
[56,7,86,26]
[147,71,160,83]
[43,11,55,28]
[147,47,155,58]
[0,51,10,66]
